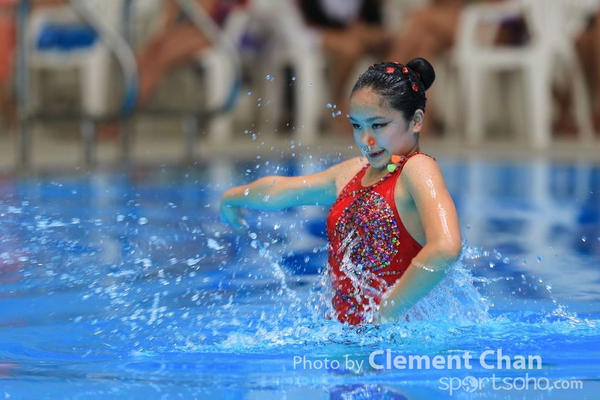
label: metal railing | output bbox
[14,0,243,169]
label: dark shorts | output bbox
[298,0,382,29]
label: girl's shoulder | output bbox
[400,153,443,186]
[402,152,438,170]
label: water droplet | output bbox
[243,188,250,196]
[536,255,542,262]
[262,195,270,202]
[187,258,200,266]
[138,217,148,225]
[581,236,587,242]
[247,91,252,96]
[207,238,224,251]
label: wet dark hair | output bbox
[351,58,436,122]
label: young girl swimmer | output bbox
[220,58,462,325]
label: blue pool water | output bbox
[0,151,599,399]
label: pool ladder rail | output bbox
[15,0,244,168]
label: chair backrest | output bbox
[523,0,566,47]
[456,0,576,57]
[560,0,600,38]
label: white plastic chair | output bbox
[185,0,248,145]
[25,0,119,119]
[253,0,425,142]
[249,0,327,142]
[133,0,247,146]
[454,0,594,149]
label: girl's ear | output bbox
[412,110,424,133]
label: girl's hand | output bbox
[219,200,246,231]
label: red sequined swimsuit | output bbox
[326,153,427,325]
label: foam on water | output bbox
[2,202,596,360]
[90,233,594,358]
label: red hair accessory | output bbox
[412,83,419,92]
[402,67,409,74]
[385,67,395,74]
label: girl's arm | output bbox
[377,155,462,321]
[219,157,364,230]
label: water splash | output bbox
[2,174,598,368]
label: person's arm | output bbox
[377,155,462,321]
[219,157,363,230]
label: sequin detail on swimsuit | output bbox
[333,190,402,275]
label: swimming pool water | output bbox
[0,153,599,399]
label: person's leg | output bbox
[320,28,367,133]
[96,23,212,140]
[0,7,15,130]
[387,5,461,63]
[587,13,600,132]
[321,23,390,133]
[385,5,461,137]
[554,19,595,136]
[136,23,211,107]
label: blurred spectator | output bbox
[94,0,246,139]
[577,10,600,134]
[0,0,70,132]
[135,0,245,109]
[386,0,523,136]
[297,0,391,133]
[555,8,600,136]
[386,0,467,136]
[0,0,16,131]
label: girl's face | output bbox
[349,88,422,170]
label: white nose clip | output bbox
[360,146,372,157]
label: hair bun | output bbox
[406,58,435,91]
